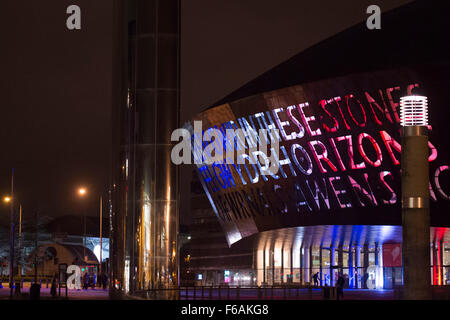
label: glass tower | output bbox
[111,0,180,295]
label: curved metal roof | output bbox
[212,0,450,108]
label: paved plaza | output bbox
[0,284,109,300]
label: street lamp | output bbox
[4,197,23,283]
[77,187,104,278]
[77,187,88,263]
[4,168,14,299]
[399,95,431,299]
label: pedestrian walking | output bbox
[102,272,108,290]
[312,272,320,287]
[92,273,97,289]
[83,272,90,290]
[336,274,345,300]
[50,275,57,298]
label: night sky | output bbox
[0,0,410,223]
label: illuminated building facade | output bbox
[187,1,450,289]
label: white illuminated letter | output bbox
[67,265,81,290]
[66,5,81,30]
[366,5,381,30]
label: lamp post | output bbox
[400,95,431,299]
[4,168,14,299]
[77,188,103,277]
[99,196,102,277]
[78,188,87,262]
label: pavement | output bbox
[178,288,398,300]
[0,285,110,300]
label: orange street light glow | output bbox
[3,196,11,203]
[78,188,87,196]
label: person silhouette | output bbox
[336,274,345,300]
[312,272,320,286]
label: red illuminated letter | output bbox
[345,94,367,128]
[357,133,383,167]
[379,130,401,165]
[335,135,365,170]
[385,87,401,124]
[364,91,393,125]
[308,140,338,173]
[318,99,339,132]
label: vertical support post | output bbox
[300,246,303,285]
[9,168,14,299]
[356,245,361,289]
[375,243,379,266]
[401,125,431,299]
[99,196,103,275]
[440,240,444,286]
[290,245,293,284]
[280,245,284,284]
[348,245,353,288]
[330,246,336,286]
[319,247,322,286]
[271,248,275,285]
[363,244,369,289]
[18,204,22,280]
[304,246,310,284]
[263,247,266,284]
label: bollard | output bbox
[201,286,204,299]
[296,286,299,298]
[218,285,222,299]
[283,286,286,299]
[40,279,42,288]
[47,278,49,288]
[209,285,212,299]
[257,286,262,300]
[193,286,196,300]
[271,286,274,300]
[227,286,230,299]
[185,286,189,300]
[236,286,240,299]
[264,286,267,298]
[21,279,24,289]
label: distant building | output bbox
[186,1,450,289]
[26,243,98,277]
[0,215,109,278]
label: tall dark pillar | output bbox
[401,125,431,299]
[356,245,361,288]
[319,247,323,286]
[272,248,275,285]
[338,246,343,276]
[263,245,266,284]
[135,0,180,290]
[113,0,181,294]
[290,245,293,283]
[363,244,369,289]
[375,243,379,266]
[281,245,284,284]
[348,245,354,288]
[299,246,303,285]
[330,246,335,286]
[440,240,444,286]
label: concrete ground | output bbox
[0,285,110,300]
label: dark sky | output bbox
[0,0,410,221]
